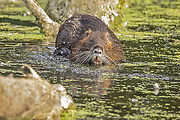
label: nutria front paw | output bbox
[54,47,71,56]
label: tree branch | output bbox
[23,0,60,36]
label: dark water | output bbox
[0,0,180,119]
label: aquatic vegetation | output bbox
[0,0,52,42]
[0,0,179,119]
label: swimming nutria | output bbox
[54,14,123,65]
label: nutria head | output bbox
[70,30,120,65]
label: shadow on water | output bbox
[0,17,37,27]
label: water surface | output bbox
[0,0,180,119]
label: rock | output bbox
[0,65,74,119]
[153,83,160,95]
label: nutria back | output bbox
[55,14,123,65]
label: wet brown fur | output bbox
[55,14,123,64]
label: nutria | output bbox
[54,14,123,65]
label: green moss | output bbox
[0,0,53,42]
[0,32,51,42]
[1,7,28,15]
[60,106,76,120]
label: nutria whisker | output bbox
[75,52,91,63]
[77,52,91,63]
[104,54,117,65]
[102,56,111,64]
[72,51,91,63]
[81,54,93,64]
[71,51,90,61]
[85,54,94,64]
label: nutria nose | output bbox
[93,48,103,55]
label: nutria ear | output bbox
[54,47,71,56]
